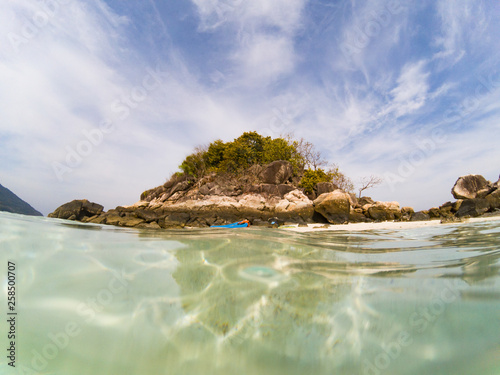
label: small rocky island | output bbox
[48,132,500,229]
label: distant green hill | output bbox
[0,184,43,216]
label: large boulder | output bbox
[159,211,191,228]
[275,190,314,222]
[313,190,351,224]
[48,200,104,221]
[452,175,490,200]
[410,211,430,221]
[358,197,375,206]
[438,202,454,217]
[400,207,415,221]
[259,161,293,185]
[428,207,441,218]
[199,183,224,196]
[349,208,370,223]
[278,184,294,197]
[367,202,401,221]
[170,180,193,195]
[134,209,160,223]
[456,198,490,217]
[260,184,280,196]
[315,182,338,196]
[485,189,500,210]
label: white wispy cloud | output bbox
[191,0,305,34]
[190,0,306,87]
[231,34,295,85]
[335,0,408,76]
[433,0,488,64]
[382,60,430,118]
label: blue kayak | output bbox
[211,220,250,228]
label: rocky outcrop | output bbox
[259,161,293,185]
[315,182,338,196]
[49,172,500,230]
[456,198,490,218]
[358,197,375,206]
[400,207,415,221]
[367,201,401,221]
[452,175,490,200]
[410,211,431,221]
[48,199,103,221]
[486,188,500,210]
[103,190,313,228]
[349,208,370,223]
[275,190,314,222]
[313,191,351,224]
[434,174,500,221]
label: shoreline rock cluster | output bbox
[48,165,500,229]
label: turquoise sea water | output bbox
[1,212,499,375]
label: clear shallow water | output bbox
[1,212,499,375]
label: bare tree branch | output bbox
[358,175,383,198]
[328,163,354,193]
[296,138,327,170]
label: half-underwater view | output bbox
[1,1,500,375]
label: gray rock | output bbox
[160,212,191,228]
[199,184,211,195]
[313,191,351,224]
[410,211,431,221]
[278,184,294,197]
[135,209,159,222]
[438,202,454,217]
[247,164,264,176]
[477,188,493,199]
[400,206,414,221]
[259,160,293,185]
[485,189,500,209]
[170,180,193,195]
[315,182,338,196]
[260,184,280,196]
[451,175,490,200]
[367,202,401,221]
[428,207,441,218]
[119,217,146,227]
[456,198,490,217]
[401,206,415,215]
[48,199,104,221]
[349,208,370,223]
[453,200,463,212]
[358,197,375,206]
[136,222,162,230]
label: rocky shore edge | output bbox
[48,163,500,230]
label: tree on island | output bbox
[143,131,360,200]
[357,175,383,198]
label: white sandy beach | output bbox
[280,214,500,232]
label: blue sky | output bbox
[1,0,499,215]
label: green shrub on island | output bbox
[172,131,356,195]
[179,131,305,178]
[299,166,356,194]
[299,168,334,194]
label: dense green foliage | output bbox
[179,151,206,178]
[179,132,305,178]
[174,131,355,194]
[298,167,355,194]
